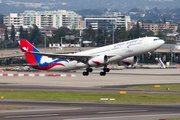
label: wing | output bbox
[26,51,92,63]
[25,51,116,63]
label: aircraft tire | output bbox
[88,68,93,72]
[103,68,110,72]
[83,72,89,76]
[100,72,106,76]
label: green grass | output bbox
[153,118,180,120]
[166,118,180,120]
[0,107,34,110]
[1,90,180,104]
[127,84,180,91]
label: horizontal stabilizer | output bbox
[10,63,39,68]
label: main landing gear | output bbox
[100,67,110,76]
[82,68,93,76]
[82,66,110,76]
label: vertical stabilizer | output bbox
[19,39,42,65]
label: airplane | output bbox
[19,37,164,76]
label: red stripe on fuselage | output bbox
[36,63,65,70]
[122,61,131,65]
[92,60,101,65]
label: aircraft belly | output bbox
[49,61,78,71]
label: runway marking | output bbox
[0,73,76,77]
[5,114,58,119]
[97,109,148,114]
[65,113,180,120]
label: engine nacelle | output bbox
[88,55,108,66]
[118,56,138,66]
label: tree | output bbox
[11,25,15,42]
[24,30,28,40]
[19,26,24,39]
[53,27,71,43]
[83,25,95,43]
[135,21,140,38]
[28,24,43,46]
[129,8,139,12]
[157,31,166,40]
[163,17,166,24]
[5,27,9,41]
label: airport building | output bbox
[82,15,131,31]
[138,22,178,34]
[4,10,82,29]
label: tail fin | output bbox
[19,39,42,65]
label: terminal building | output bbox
[4,10,82,29]
[82,15,131,31]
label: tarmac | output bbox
[0,68,180,120]
[0,68,180,87]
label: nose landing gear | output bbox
[148,52,152,60]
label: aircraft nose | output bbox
[160,39,165,45]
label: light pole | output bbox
[170,45,173,65]
[44,15,47,53]
[79,30,82,52]
[112,22,114,44]
[110,21,115,44]
[44,28,46,53]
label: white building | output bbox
[82,15,131,31]
[20,10,82,29]
[4,10,82,29]
[3,13,23,28]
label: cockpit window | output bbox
[154,38,160,41]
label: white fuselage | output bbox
[42,37,164,71]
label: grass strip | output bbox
[127,84,180,91]
[0,107,34,110]
[155,118,180,120]
[0,90,180,104]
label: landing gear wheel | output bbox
[148,52,152,60]
[83,72,89,76]
[87,68,93,72]
[100,72,106,76]
[103,68,110,72]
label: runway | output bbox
[0,68,180,120]
[0,100,180,120]
[0,69,180,88]
[0,84,180,95]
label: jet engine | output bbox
[88,55,108,66]
[118,56,138,66]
